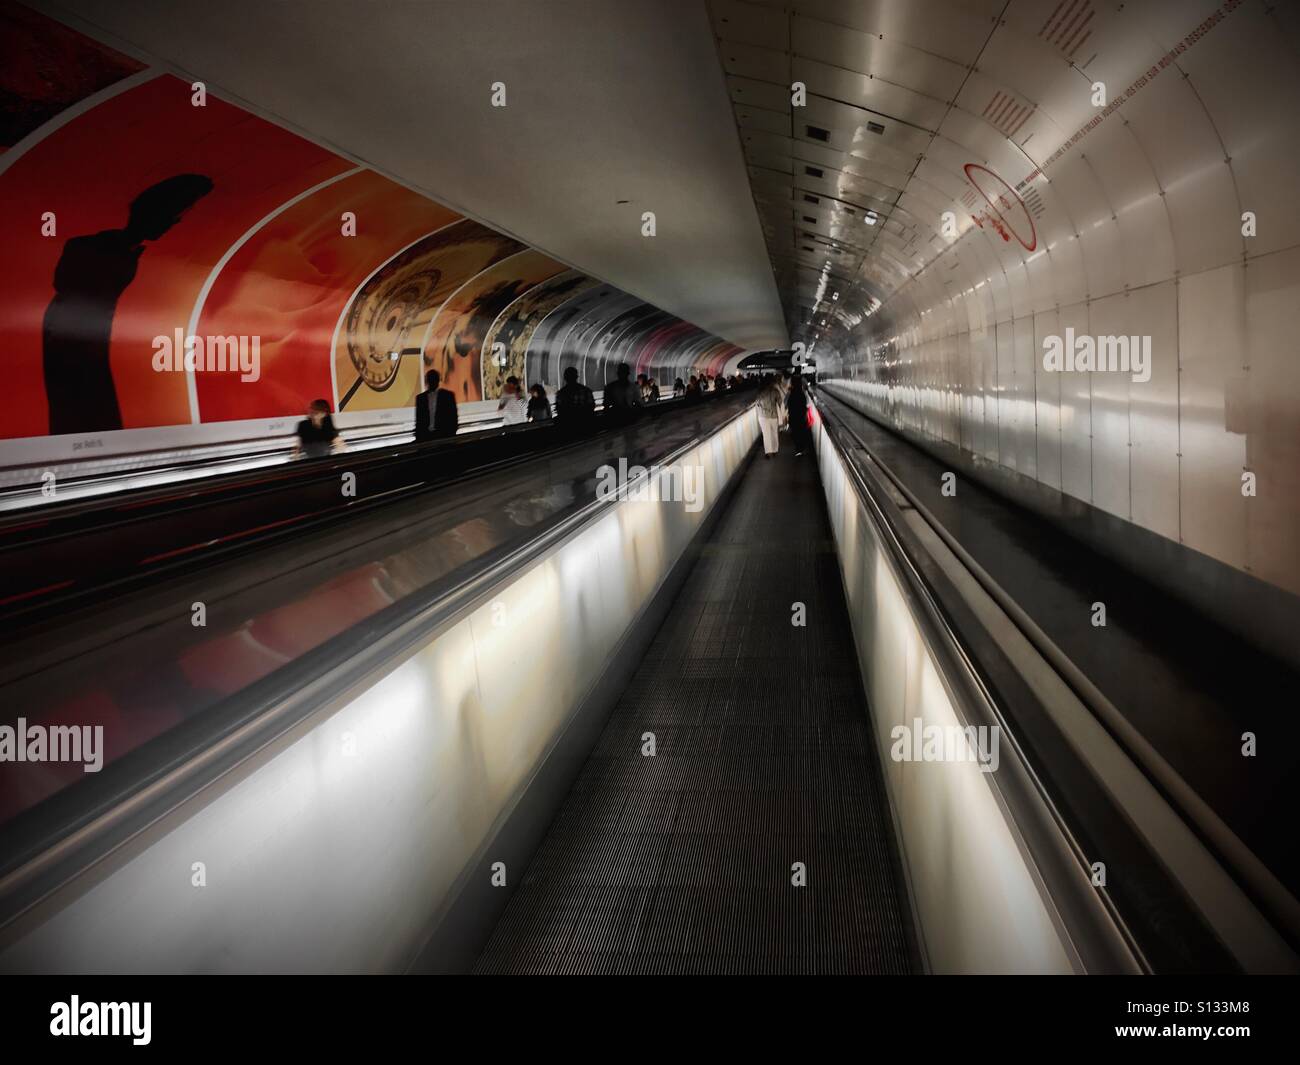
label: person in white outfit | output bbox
[757,374,784,458]
[498,375,528,426]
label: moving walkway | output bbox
[1,387,1296,973]
[0,393,720,630]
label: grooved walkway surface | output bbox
[475,445,916,974]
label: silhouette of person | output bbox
[42,174,214,435]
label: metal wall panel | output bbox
[994,319,1017,471]
[1012,316,1039,480]
[1124,70,1242,278]
[719,0,1300,595]
[1058,300,1094,504]
[1087,291,1134,522]
[1033,309,1063,491]
[1243,246,1300,593]
[1127,281,1181,542]
[1178,264,1248,571]
[1179,2,1300,256]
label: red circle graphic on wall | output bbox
[963,163,1037,253]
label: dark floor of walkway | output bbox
[475,437,916,974]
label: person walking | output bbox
[527,383,552,422]
[293,398,345,458]
[415,369,458,441]
[555,366,596,432]
[603,362,643,422]
[786,373,811,456]
[498,375,528,426]
[756,374,783,459]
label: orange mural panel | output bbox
[333,219,522,413]
[423,249,568,404]
[194,169,460,421]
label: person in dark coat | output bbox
[555,366,596,433]
[602,362,643,423]
[294,398,344,458]
[786,373,812,456]
[527,383,552,422]
[414,369,458,441]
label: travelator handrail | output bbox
[0,388,631,500]
[812,390,1144,974]
[814,387,1300,973]
[0,392,699,525]
[0,395,758,950]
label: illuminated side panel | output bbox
[0,410,762,973]
[813,415,1074,974]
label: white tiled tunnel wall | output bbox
[737,0,1300,597]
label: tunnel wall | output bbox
[0,407,759,973]
[0,3,741,465]
[814,405,1075,974]
[815,0,1300,600]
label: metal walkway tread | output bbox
[475,443,916,974]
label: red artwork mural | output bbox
[0,3,741,450]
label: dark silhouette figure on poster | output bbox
[42,173,214,435]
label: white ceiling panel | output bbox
[794,57,951,130]
[727,74,794,113]
[792,15,969,100]
[720,40,791,84]
[788,0,995,67]
[709,0,790,50]
[43,0,789,350]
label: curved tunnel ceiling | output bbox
[710,0,1300,598]
[710,0,1299,343]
